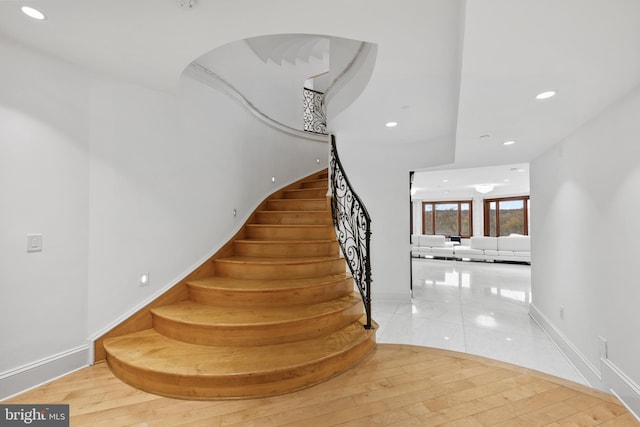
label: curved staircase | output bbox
[101,170,376,400]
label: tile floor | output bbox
[374,257,586,384]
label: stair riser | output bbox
[245,225,336,240]
[300,180,327,189]
[283,189,327,199]
[151,301,363,347]
[233,241,339,258]
[254,211,332,225]
[187,277,355,308]
[214,258,346,280]
[105,331,376,400]
[266,199,328,211]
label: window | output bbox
[484,196,530,236]
[422,201,473,238]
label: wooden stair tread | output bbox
[265,199,329,211]
[234,239,336,244]
[152,295,360,326]
[246,224,331,228]
[187,273,352,291]
[104,319,374,376]
[271,197,326,201]
[216,255,341,264]
[256,210,329,214]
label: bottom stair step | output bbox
[104,317,376,400]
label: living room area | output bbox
[410,163,531,262]
[380,164,584,382]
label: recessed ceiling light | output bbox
[443,179,449,183]
[536,90,557,100]
[385,121,398,127]
[475,184,494,194]
[504,179,510,182]
[503,140,516,146]
[21,6,46,20]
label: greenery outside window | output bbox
[422,201,473,238]
[484,196,530,236]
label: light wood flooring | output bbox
[5,344,638,426]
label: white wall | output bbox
[530,83,640,411]
[88,75,328,335]
[0,38,90,391]
[334,136,455,302]
[0,36,328,399]
[196,39,328,131]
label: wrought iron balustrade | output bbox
[329,135,373,329]
[303,88,327,135]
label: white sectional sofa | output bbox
[410,234,455,259]
[412,234,530,264]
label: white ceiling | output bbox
[411,164,530,201]
[1,0,639,194]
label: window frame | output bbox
[483,195,530,237]
[421,200,473,238]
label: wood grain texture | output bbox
[233,239,339,257]
[254,210,333,225]
[149,294,363,346]
[6,345,637,426]
[98,169,380,399]
[93,170,330,362]
[103,319,376,399]
[186,274,354,307]
[212,256,346,279]
[244,224,337,240]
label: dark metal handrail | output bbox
[329,135,373,329]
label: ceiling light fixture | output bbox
[536,90,557,100]
[21,6,46,20]
[385,121,398,127]
[475,184,494,194]
[503,140,516,146]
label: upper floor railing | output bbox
[329,135,373,329]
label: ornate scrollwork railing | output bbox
[303,88,328,135]
[329,135,373,329]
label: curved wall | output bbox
[0,35,328,399]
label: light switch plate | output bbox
[27,234,42,252]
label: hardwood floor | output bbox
[5,344,637,426]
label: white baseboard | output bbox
[0,345,90,401]
[530,304,640,422]
[529,303,599,385]
[602,358,640,420]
